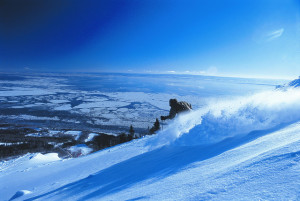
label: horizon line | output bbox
[0,69,293,80]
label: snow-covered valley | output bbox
[0,73,284,160]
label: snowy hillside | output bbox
[277,76,300,89]
[1,88,300,201]
[288,78,300,88]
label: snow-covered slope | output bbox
[277,76,300,89]
[1,89,300,201]
[287,77,300,88]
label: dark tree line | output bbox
[0,142,54,159]
[89,133,133,150]
[0,118,163,160]
[0,126,78,159]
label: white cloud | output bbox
[146,67,219,76]
[167,70,176,73]
[267,28,284,41]
[182,66,218,76]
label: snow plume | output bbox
[153,88,300,147]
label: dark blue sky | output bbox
[0,0,299,78]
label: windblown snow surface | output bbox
[1,89,300,201]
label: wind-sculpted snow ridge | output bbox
[276,77,300,89]
[287,77,300,88]
[153,88,300,147]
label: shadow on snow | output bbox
[24,122,292,201]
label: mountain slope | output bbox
[1,121,299,201]
[1,89,300,201]
[276,76,300,89]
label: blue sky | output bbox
[0,0,299,78]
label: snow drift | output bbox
[29,153,60,163]
[154,88,300,146]
[9,190,32,201]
